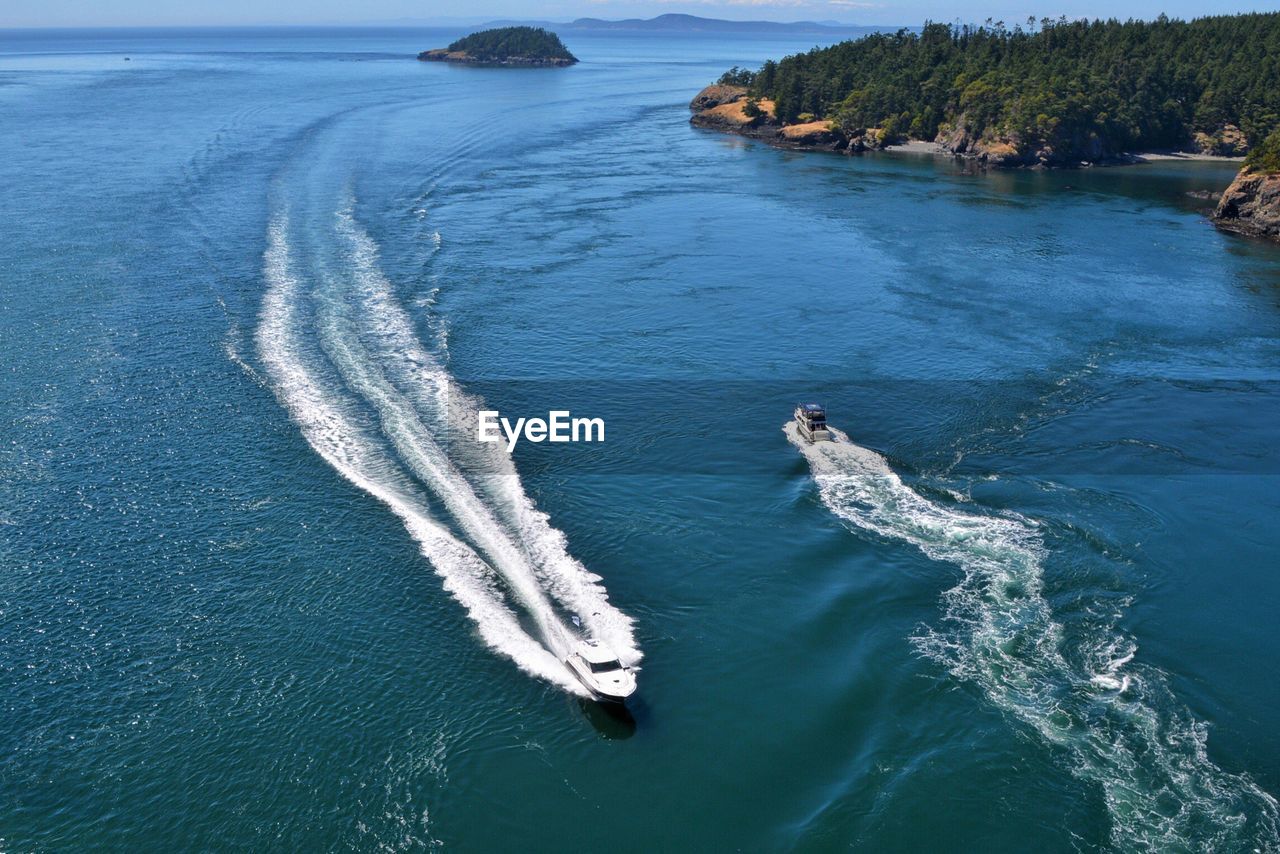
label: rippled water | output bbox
[3,26,1280,851]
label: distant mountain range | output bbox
[478,14,884,35]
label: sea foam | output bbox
[256,210,588,695]
[787,422,1279,850]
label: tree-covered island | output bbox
[418,27,578,67]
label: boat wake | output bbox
[254,189,639,698]
[786,422,1279,851]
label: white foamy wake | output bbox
[332,205,640,666]
[787,423,1279,851]
[256,212,587,696]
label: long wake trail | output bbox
[787,423,1279,851]
[333,204,640,666]
[255,201,621,697]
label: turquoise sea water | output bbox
[3,26,1280,851]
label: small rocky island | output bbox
[418,26,577,67]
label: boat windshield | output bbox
[590,659,622,674]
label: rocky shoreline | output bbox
[689,83,1280,244]
[688,84,1248,168]
[417,49,576,67]
[1212,169,1280,240]
[688,85,852,152]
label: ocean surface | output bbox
[3,26,1280,852]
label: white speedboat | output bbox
[794,403,832,443]
[565,639,637,703]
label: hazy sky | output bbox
[2,0,1276,28]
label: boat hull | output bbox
[564,657,637,704]
[797,425,832,443]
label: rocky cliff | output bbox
[932,121,1252,167]
[688,85,848,152]
[933,117,1120,167]
[1195,124,1249,157]
[1212,168,1280,240]
[689,84,748,112]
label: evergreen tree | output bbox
[720,13,1280,154]
[446,27,576,62]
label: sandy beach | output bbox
[1129,150,1245,162]
[881,139,1245,165]
[883,140,943,154]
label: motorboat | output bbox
[794,403,832,443]
[564,639,637,703]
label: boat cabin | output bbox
[794,403,833,442]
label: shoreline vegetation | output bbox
[690,12,1280,240]
[418,26,577,67]
[689,89,1247,165]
